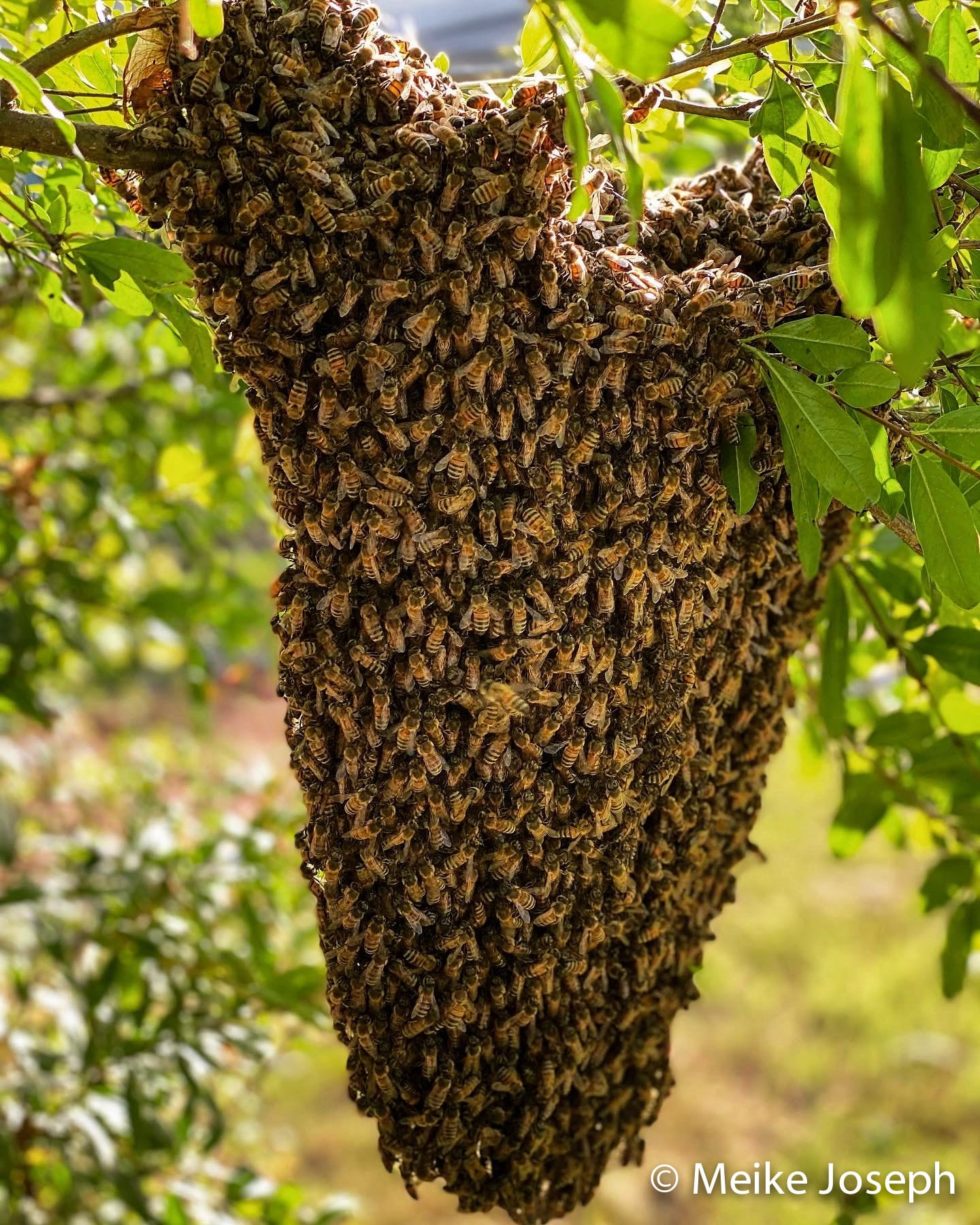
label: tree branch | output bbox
[20,8,172,81]
[657,8,846,81]
[624,90,762,121]
[702,0,729,53]
[0,108,180,170]
[866,504,923,555]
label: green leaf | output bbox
[928,225,959,273]
[916,63,964,189]
[189,0,224,39]
[432,51,450,73]
[75,237,190,289]
[587,70,645,229]
[831,28,884,315]
[520,5,554,73]
[925,406,980,462]
[918,626,980,684]
[588,69,625,142]
[153,294,217,387]
[871,76,943,384]
[834,361,901,408]
[758,352,880,510]
[759,71,809,196]
[910,453,980,609]
[765,315,871,375]
[929,7,977,85]
[98,269,155,317]
[719,416,760,514]
[829,773,889,858]
[36,267,83,328]
[777,396,824,577]
[546,14,589,205]
[941,901,978,998]
[564,0,689,81]
[944,294,980,319]
[921,857,974,914]
[866,710,933,748]
[818,570,849,737]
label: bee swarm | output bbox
[133,2,847,1220]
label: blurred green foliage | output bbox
[0,717,346,1223]
[0,297,278,721]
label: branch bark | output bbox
[0,109,179,170]
[656,8,847,81]
[866,504,923,555]
[624,91,762,121]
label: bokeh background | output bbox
[2,4,978,1224]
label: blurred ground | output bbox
[205,675,980,1225]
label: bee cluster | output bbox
[133,2,846,1220]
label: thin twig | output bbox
[0,183,60,249]
[625,91,762,121]
[951,173,980,206]
[43,89,121,99]
[656,4,890,82]
[937,352,979,404]
[702,0,728,52]
[867,504,923,554]
[20,8,171,80]
[62,104,122,116]
[844,399,980,483]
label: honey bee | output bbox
[442,218,467,262]
[410,215,443,269]
[189,51,225,101]
[257,76,290,122]
[404,301,443,348]
[217,144,243,185]
[321,10,343,50]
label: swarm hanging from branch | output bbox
[128,2,849,1219]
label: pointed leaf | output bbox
[831,27,884,314]
[777,398,824,577]
[564,0,689,81]
[909,453,980,609]
[834,361,901,408]
[929,8,977,87]
[819,570,849,736]
[520,6,554,73]
[925,406,980,462]
[720,416,760,514]
[758,353,880,510]
[871,76,943,383]
[759,71,809,196]
[921,857,974,914]
[829,773,889,858]
[918,626,980,684]
[765,315,871,375]
[941,901,979,998]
